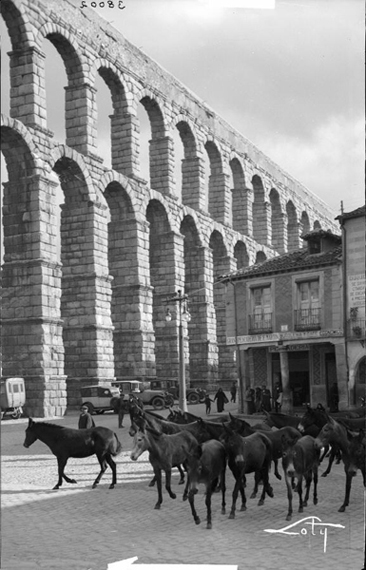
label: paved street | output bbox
[1,401,365,570]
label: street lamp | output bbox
[165,289,191,412]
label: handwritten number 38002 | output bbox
[80,1,126,9]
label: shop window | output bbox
[249,285,272,333]
[295,280,321,330]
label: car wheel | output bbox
[152,396,165,410]
[83,402,95,414]
[187,392,200,405]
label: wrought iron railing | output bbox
[248,312,273,334]
[294,308,321,330]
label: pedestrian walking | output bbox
[78,405,95,429]
[214,387,229,413]
[261,384,272,412]
[230,381,237,403]
[204,393,214,415]
[245,387,256,415]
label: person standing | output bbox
[245,387,255,415]
[78,405,95,429]
[116,393,126,428]
[214,387,229,413]
[255,387,262,413]
[274,381,283,413]
[230,381,237,403]
[261,384,272,412]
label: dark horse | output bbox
[281,434,320,521]
[130,425,199,510]
[23,418,122,490]
[183,439,227,529]
[219,425,274,519]
[314,416,365,512]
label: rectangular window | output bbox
[250,286,272,332]
[296,280,321,329]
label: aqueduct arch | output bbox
[1,0,338,416]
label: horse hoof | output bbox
[221,508,226,515]
[313,498,318,505]
[70,479,77,484]
[298,507,303,513]
[148,482,155,487]
[195,518,201,525]
[286,515,292,521]
[170,493,177,500]
[321,472,328,478]
[179,480,185,485]
[92,484,97,489]
[228,513,236,519]
[154,504,161,510]
[338,505,346,513]
[109,484,115,489]
[275,473,282,480]
[267,487,274,498]
[183,494,187,502]
[52,485,59,490]
[206,523,212,530]
[240,505,247,512]
[258,499,264,506]
[250,493,256,499]
[303,501,308,507]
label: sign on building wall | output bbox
[348,274,365,307]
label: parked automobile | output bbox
[150,380,206,405]
[1,377,26,419]
[111,380,173,410]
[80,384,120,415]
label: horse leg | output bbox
[297,476,305,512]
[54,457,73,490]
[338,470,353,512]
[284,475,293,521]
[302,472,312,507]
[312,466,318,505]
[154,467,163,510]
[220,467,226,515]
[229,477,243,519]
[149,475,156,487]
[105,455,117,489]
[205,488,213,529]
[322,447,336,477]
[250,472,259,499]
[188,487,200,525]
[92,457,107,488]
[165,468,176,500]
[274,458,282,480]
[177,464,185,485]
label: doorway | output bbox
[271,350,310,408]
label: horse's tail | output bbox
[112,432,123,456]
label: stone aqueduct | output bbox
[1,0,338,416]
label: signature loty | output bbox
[264,516,345,553]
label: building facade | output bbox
[223,226,363,413]
[1,0,338,417]
[336,206,366,406]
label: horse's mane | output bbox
[33,421,68,430]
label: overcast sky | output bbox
[91,0,365,215]
[1,0,364,216]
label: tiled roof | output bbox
[301,228,341,242]
[335,205,365,221]
[220,245,342,282]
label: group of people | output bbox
[78,392,144,430]
[245,382,282,415]
[204,382,238,415]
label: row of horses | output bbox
[23,403,365,529]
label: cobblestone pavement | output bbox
[1,402,365,570]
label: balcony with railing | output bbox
[346,318,365,340]
[248,312,273,334]
[294,308,321,331]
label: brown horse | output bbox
[219,425,274,519]
[183,439,227,529]
[314,416,365,512]
[281,434,320,521]
[130,425,199,509]
[23,418,122,490]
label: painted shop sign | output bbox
[268,344,310,352]
[348,274,365,307]
[227,329,343,346]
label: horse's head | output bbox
[130,428,149,461]
[23,418,37,448]
[314,416,338,449]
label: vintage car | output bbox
[1,377,26,419]
[149,379,206,405]
[111,380,174,410]
[80,384,120,415]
